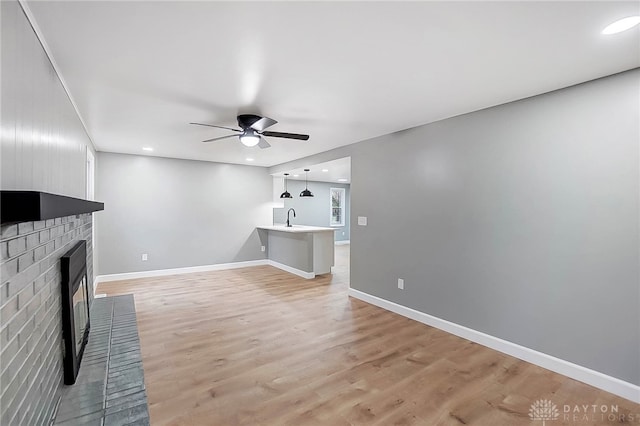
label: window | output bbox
[330,188,345,227]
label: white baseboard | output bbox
[335,240,350,246]
[96,259,269,284]
[95,258,318,284]
[267,260,315,279]
[348,288,640,404]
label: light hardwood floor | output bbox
[98,246,639,425]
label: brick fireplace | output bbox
[0,214,94,425]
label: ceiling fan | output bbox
[190,114,309,149]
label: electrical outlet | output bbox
[397,278,404,290]
[261,246,266,252]
[142,253,148,261]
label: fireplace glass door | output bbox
[72,276,90,355]
[61,240,90,384]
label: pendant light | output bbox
[280,173,293,199]
[300,169,314,197]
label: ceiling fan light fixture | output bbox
[300,169,314,197]
[280,173,293,199]
[192,115,309,149]
[240,133,260,147]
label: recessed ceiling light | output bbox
[602,16,640,35]
[322,169,329,172]
[337,178,348,182]
[142,147,153,152]
[246,158,254,162]
[293,174,299,177]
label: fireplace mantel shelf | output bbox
[1,191,104,224]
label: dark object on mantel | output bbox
[1,191,104,224]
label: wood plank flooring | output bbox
[98,246,639,425]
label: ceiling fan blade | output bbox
[190,122,241,132]
[261,131,309,141]
[202,134,238,143]
[250,117,278,132]
[258,137,271,149]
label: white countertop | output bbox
[257,224,336,233]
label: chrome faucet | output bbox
[286,208,296,227]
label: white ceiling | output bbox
[273,157,351,184]
[26,1,640,167]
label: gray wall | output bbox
[1,1,95,198]
[96,153,272,275]
[0,2,98,425]
[274,180,350,241]
[271,69,640,386]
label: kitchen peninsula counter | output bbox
[257,225,335,278]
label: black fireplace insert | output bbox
[61,240,91,385]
